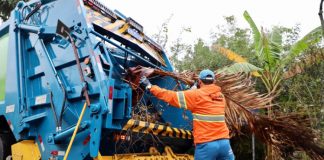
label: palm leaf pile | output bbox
[127,66,324,160]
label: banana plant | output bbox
[243,10,322,94]
[214,11,322,159]
[214,11,322,95]
[213,45,262,76]
[217,62,262,75]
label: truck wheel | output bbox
[0,134,14,160]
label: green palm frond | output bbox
[270,27,283,45]
[243,11,261,53]
[212,45,261,76]
[218,62,263,75]
[269,27,283,60]
[260,31,276,71]
[244,11,280,71]
[284,26,322,66]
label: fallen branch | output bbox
[127,66,324,160]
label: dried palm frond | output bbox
[127,66,324,159]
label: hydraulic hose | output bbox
[59,31,91,131]
[65,31,91,105]
[58,85,67,130]
[24,2,42,21]
[63,102,88,160]
[49,92,59,130]
[63,31,92,160]
[40,39,67,131]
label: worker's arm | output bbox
[149,85,196,111]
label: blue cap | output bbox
[199,69,215,80]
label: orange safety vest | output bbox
[150,84,229,144]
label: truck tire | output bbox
[0,134,14,160]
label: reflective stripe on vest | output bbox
[192,113,225,122]
[177,92,187,109]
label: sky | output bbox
[102,0,321,48]
[0,0,319,48]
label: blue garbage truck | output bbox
[0,0,193,159]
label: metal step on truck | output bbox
[0,0,194,159]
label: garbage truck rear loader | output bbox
[0,0,193,159]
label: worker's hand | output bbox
[140,76,152,90]
[190,81,198,90]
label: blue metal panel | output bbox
[0,0,192,159]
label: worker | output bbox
[140,69,235,160]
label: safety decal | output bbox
[35,94,47,105]
[7,120,14,131]
[122,119,193,139]
[58,151,65,156]
[38,135,45,152]
[6,104,14,113]
[51,150,65,157]
[83,134,91,145]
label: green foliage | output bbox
[244,11,280,71]
[243,11,261,53]
[0,34,9,101]
[218,62,262,75]
[269,27,283,62]
[279,55,324,143]
[191,39,214,69]
[0,79,5,101]
[243,11,322,75]
[151,14,173,49]
[178,39,217,71]
[153,12,323,159]
[168,15,259,72]
[170,39,233,72]
[240,11,322,95]
[240,11,323,159]
[284,26,322,67]
[169,27,193,71]
[212,15,255,64]
[281,24,301,50]
[0,0,22,21]
[231,134,266,160]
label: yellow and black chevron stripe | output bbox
[122,119,193,139]
[84,6,166,66]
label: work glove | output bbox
[190,81,198,90]
[140,76,152,90]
